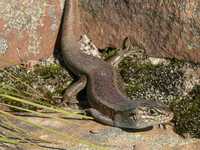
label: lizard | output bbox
[60,0,174,129]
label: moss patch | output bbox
[119,52,184,105]
[100,47,119,60]
[118,46,200,138]
[0,57,72,111]
[171,85,200,138]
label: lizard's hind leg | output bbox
[106,38,134,67]
[80,35,133,68]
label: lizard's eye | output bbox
[149,109,158,116]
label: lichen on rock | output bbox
[0,0,46,31]
[0,37,8,54]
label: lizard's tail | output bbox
[61,0,81,51]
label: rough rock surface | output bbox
[2,115,200,150]
[0,0,64,68]
[1,0,200,68]
[79,0,200,63]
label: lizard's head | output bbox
[114,100,174,129]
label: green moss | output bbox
[119,54,184,105]
[34,63,62,78]
[171,85,200,138]
[0,59,73,111]
[118,46,200,138]
[100,47,119,60]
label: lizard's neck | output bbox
[61,0,81,55]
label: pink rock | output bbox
[78,1,200,63]
[1,1,200,68]
[0,0,63,68]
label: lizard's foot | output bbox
[157,124,167,129]
[61,95,79,109]
[156,122,174,130]
[106,37,134,67]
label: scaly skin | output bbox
[61,0,173,129]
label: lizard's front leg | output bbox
[86,108,114,126]
[62,76,87,109]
